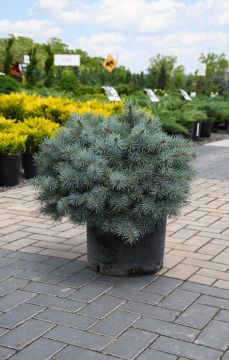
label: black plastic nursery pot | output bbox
[0,156,20,187]
[200,121,212,138]
[190,122,202,141]
[211,121,219,133]
[87,219,166,276]
[22,153,37,179]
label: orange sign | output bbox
[102,55,117,73]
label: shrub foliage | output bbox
[35,104,196,243]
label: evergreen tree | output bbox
[35,104,196,243]
[157,61,167,89]
[44,44,54,87]
[26,46,39,86]
[3,35,15,75]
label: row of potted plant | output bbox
[0,117,59,186]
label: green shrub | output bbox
[35,103,196,243]
[0,75,20,94]
[55,73,80,95]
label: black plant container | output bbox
[211,121,219,133]
[22,153,37,179]
[0,156,20,187]
[190,122,202,141]
[87,220,166,276]
[200,121,212,138]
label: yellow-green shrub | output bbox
[0,132,27,156]
[0,93,123,123]
[0,117,16,131]
[16,117,60,153]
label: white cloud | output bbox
[75,32,126,57]
[2,0,229,73]
[0,19,62,41]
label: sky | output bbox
[0,0,229,73]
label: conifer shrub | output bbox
[0,75,20,94]
[34,104,196,243]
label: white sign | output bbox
[144,88,159,103]
[24,55,30,64]
[190,92,196,98]
[102,86,121,102]
[197,64,206,76]
[54,54,80,66]
[179,89,192,101]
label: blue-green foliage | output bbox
[34,104,196,243]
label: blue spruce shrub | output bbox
[34,103,196,243]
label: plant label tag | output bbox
[144,89,159,103]
[102,86,121,102]
[196,123,200,137]
[179,89,192,101]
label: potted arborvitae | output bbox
[35,104,196,276]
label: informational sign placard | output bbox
[24,55,30,64]
[197,64,206,76]
[102,86,121,102]
[190,92,196,98]
[179,89,192,101]
[54,54,80,66]
[19,64,27,72]
[144,88,159,103]
[102,55,117,73]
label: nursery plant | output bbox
[17,117,59,179]
[0,131,27,187]
[35,103,196,275]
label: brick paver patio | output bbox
[0,142,228,359]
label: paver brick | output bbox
[0,318,54,350]
[175,303,218,329]
[197,319,229,350]
[59,268,100,288]
[135,316,199,341]
[215,309,229,322]
[52,259,87,276]
[68,282,112,302]
[180,281,229,299]
[0,303,43,329]
[91,310,139,336]
[158,289,200,311]
[22,281,74,297]
[54,345,119,360]
[0,290,35,312]
[80,295,124,318]
[45,324,110,351]
[0,277,28,297]
[29,293,85,312]
[0,346,15,359]
[11,259,57,273]
[165,263,199,280]
[0,266,23,281]
[152,336,222,360]
[97,274,157,290]
[35,307,97,329]
[144,276,183,295]
[104,327,157,359]
[197,295,229,310]
[120,301,179,321]
[136,348,177,360]
[16,269,67,284]
[188,274,215,285]
[9,338,65,360]
[107,285,162,305]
